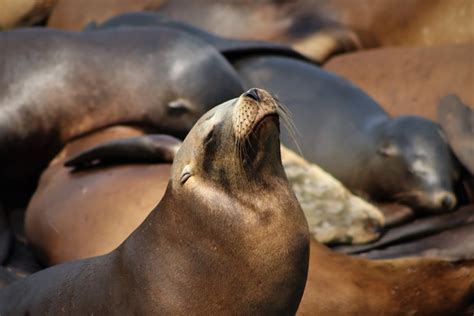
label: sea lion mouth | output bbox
[394,190,457,213]
[253,113,280,135]
[231,88,282,167]
[233,88,279,141]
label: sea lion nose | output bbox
[243,88,261,102]
[440,193,456,210]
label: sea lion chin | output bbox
[0,88,310,315]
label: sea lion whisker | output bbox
[276,106,303,156]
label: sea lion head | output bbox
[171,88,289,192]
[376,116,459,213]
[147,28,245,139]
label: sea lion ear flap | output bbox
[167,98,194,116]
[378,141,399,157]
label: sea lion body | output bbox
[325,44,474,122]
[25,126,177,265]
[0,89,309,314]
[298,240,474,315]
[0,27,243,199]
[26,131,382,265]
[233,56,458,212]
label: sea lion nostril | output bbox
[441,194,455,210]
[243,88,261,102]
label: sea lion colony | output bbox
[0,2,474,315]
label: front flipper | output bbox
[64,134,182,169]
[438,94,474,175]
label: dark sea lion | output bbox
[297,239,474,316]
[325,44,474,122]
[83,12,308,63]
[25,126,179,265]
[0,89,310,314]
[0,27,243,203]
[232,55,459,213]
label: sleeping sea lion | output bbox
[0,26,243,203]
[233,55,459,213]
[0,89,310,314]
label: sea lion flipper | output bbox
[64,134,182,169]
[438,94,474,175]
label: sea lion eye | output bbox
[180,164,192,184]
[204,127,215,146]
[167,99,192,117]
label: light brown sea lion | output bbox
[25,126,179,265]
[0,89,310,314]
[324,43,474,122]
[48,1,361,63]
[297,239,474,315]
[48,0,473,59]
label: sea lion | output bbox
[232,55,459,213]
[26,126,381,265]
[74,16,460,212]
[297,239,474,315]
[0,26,243,203]
[47,0,473,57]
[48,1,361,63]
[324,44,474,122]
[0,89,310,314]
[25,126,179,265]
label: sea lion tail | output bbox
[291,26,362,64]
[64,134,182,169]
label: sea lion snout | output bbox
[399,190,457,212]
[243,88,261,102]
[431,190,457,211]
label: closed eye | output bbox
[204,127,215,146]
[180,165,192,184]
